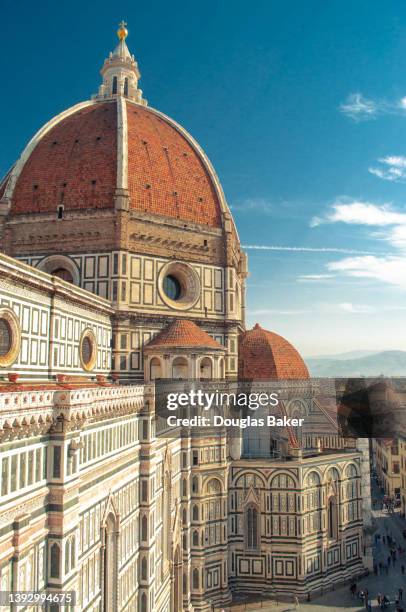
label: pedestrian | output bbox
[402,565,405,575]
[374,564,378,575]
[400,587,404,601]
[294,595,299,608]
[383,536,386,544]
[388,555,391,566]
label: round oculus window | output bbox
[158,262,200,311]
[163,275,182,301]
[79,329,97,371]
[0,319,11,357]
[0,308,21,367]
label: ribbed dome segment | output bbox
[145,319,224,350]
[126,102,222,226]
[11,103,117,214]
[4,99,224,227]
[239,323,309,380]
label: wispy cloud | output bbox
[311,200,406,251]
[248,308,311,316]
[231,198,273,214]
[310,200,406,228]
[339,93,381,121]
[249,303,379,316]
[297,274,334,282]
[310,199,406,287]
[338,302,375,314]
[339,92,406,122]
[327,255,406,288]
[243,244,376,255]
[369,156,406,182]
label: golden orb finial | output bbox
[117,20,128,41]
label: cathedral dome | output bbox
[239,323,309,380]
[2,99,224,227]
[0,26,227,229]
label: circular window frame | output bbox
[0,308,21,368]
[79,329,97,372]
[158,261,200,311]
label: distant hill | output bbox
[306,350,406,377]
[306,350,381,361]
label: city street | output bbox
[230,477,406,611]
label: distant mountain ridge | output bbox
[306,350,406,377]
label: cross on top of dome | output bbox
[93,22,147,105]
[117,21,128,40]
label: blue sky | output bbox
[2,1,406,355]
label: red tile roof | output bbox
[11,103,117,214]
[126,102,222,227]
[239,323,309,380]
[145,319,224,350]
[7,100,223,227]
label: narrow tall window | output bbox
[246,505,259,549]
[50,543,60,578]
[53,446,61,478]
[124,78,129,96]
[328,497,337,539]
[192,568,199,590]
[103,515,117,610]
[112,76,118,94]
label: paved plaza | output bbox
[229,479,406,612]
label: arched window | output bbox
[50,543,60,578]
[328,497,338,539]
[192,476,198,493]
[199,357,212,380]
[112,76,118,95]
[172,357,188,379]
[150,357,162,381]
[140,592,147,612]
[52,268,73,283]
[246,505,259,550]
[192,530,199,546]
[192,568,199,590]
[124,78,129,96]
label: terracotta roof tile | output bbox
[126,102,222,226]
[145,319,224,350]
[11,103,117,214]
[7,100,223,228]
[239,323,309,380]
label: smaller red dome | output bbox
[239,323,309,380]
[144,319,224,351]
